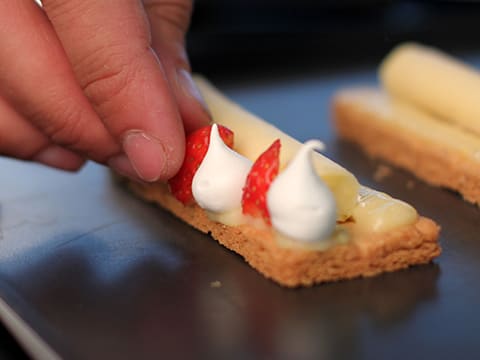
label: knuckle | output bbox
[41,104,87,150]
[80,45,146,112]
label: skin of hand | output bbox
[0,0,211,182]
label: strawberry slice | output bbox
[242,139,281,224]
[168,124,234,204]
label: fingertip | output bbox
[118,130,184,182]
[33,145,86,172]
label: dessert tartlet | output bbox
[119,76,440,287]
[333,43,480,205]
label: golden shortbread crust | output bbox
[333,88,480,205]
[122,179,440,287]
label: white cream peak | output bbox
[267,140,337,242]
[192,124,252,213]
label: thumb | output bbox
[43,0,187,182]
[145,0,211,132]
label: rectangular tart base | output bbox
[333,87,480,205]
[120,177,440,287]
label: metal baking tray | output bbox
[1,61,479,359]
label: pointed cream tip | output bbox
[303,139,326,153]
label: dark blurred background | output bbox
[187,0,480,78]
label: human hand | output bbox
[0,0,210,181]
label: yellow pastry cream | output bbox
[275,187,417,251]
[352,187,417,234]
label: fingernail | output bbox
[122,131,167,182]
[177,68,211,116]
[34,145,85,171]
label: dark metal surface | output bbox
[1,62,480,359]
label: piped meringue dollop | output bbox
[192,124,252,213]
[267,140,337,242]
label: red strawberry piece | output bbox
[242,139,281,224]
[168,124,234,204]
